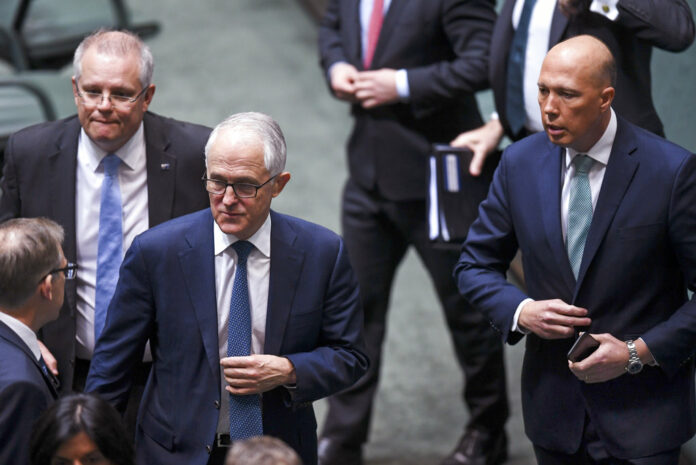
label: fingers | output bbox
[568,333,629,383]
[519,299,591,339]
[38,340,59,375]
[469,150,487,177]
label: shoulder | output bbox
[271,211,344,255]
[501,132,556,165]
[6,115,79,151]
[618,118,693,168]
[0,339,41,389]
[138,208,211,244]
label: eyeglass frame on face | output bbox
[202,174,278,198]
[39,262,78,283]
[74,79,149,108]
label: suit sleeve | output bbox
[613,0,695,51]
[318,0,349,89]
[406,0,496,118]
[85,237,154,411]
[640,153,696,377]
[0,134,22,222]
[0,381,50,465]
[284,238,369,404]
[454,149,530,345]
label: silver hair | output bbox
[73,29,154,89]
[0,218,64,309]
[205,112,287,177]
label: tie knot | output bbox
[232,240,254,263]
[102,153,121,176]
[573,154,594,175]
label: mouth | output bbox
[545,124,565,136]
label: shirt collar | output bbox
[80,121,145,172]
[0,311,41,360]
[213,213,272,258]
[566,109,617,169]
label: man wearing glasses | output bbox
[0,29,211,433]
[0,218,70,465]
[86,112,368,465]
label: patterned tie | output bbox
[227,240,263,439]
[566,155,595,278]
[94,154,123,342]
[505,0,537,137]
[363,0,385,69]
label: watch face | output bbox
[627,360,643,374]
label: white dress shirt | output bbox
[0,312,41,361]
[74,123,149,359]
[214,214,271,433]
[512,110,617,333]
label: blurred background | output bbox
[1,0,694,463]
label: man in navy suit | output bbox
[455,35,696,463]
[86,112,369,465]
[0,218,68,465]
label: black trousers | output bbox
[321,181,509,447]
[534,414,680,465]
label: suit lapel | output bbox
[346,0,363,66]
[548,6,569,49]
[0,322,58,398]
[575,120,638,288]
[538,141,576,292]
[368,0,408,69]
[178,210,219,380]
[264,212,304,356]
[143,113,178,228]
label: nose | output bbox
[221,185,239,206]
[96,94,113,110]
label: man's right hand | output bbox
[518,299,591,339]
[450,119,504,176]
[330,62,359,102]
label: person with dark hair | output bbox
[0,217,66,465]
[30,393,134,465]
[225,436,302,465]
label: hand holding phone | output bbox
[567,332,599,362]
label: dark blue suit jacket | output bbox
[455,117,696,458]
[0,321,58,465]
[85,209,368,465]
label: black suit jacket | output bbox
[0,321,58,465]
[319,0,496,200]
[456,117,696,457]
[490,0,695,139]
[0,111,211,390]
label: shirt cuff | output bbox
[590,0,619,21]
[512,298,534,334]
[395,69,410,100]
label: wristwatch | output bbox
[625,340,643,374]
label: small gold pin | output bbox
[602,4,610,13]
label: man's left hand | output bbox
[568,333,629,383]
[221,354,296,395]
[355,69,399,108]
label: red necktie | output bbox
[363,0,384,69]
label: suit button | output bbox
[214,400,220,409]
[206,445,212,454]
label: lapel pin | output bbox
[160,163,171,171]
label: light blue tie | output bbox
[228,240,263,439]
[94,154,123,342]
[566,155,594,279]
[505,0,537,137]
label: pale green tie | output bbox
[566,155,594,278]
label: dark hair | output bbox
[30,393,134,465]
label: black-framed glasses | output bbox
[41,262,78,282]
[202,175,277,198]
[75,79,148,109]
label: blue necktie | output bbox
[94,154,123,342]
[227,240,263,439]
[506,0,537,137]
[566,155,594,278]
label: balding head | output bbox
[537,35,616,152]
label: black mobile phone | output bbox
[567,332,599,362]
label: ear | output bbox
[72,76,80,107]
[599,86,615,112]
[271,172,291,198]
[38,275,54,301]
[141,84,156,111]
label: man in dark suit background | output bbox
[0,29,210,428]
[456,35,696,463]
[85,112,369,465]
[451,0,694,176]
[317,1,509,464]
[0,218,68,465]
